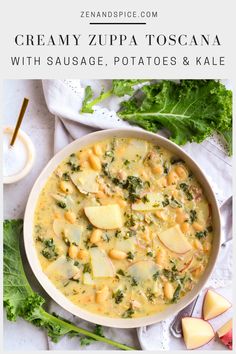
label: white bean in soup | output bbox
[34,138,213,319]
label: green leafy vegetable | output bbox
[117,269,126,276]
[112,289,124,304]
[195,228,211,240]
[83,263,92,274]
[80,337,95,346]
[67,161,81,172]
[118,80,232,155]
[152,271,160,281]
[56,201,67,209]
[146,251,153,257]
[162,196,170,207]
[3,220,136,350]
[102,163,144,203]
[123,176,143,203]
[130,277,139,286]
[80,325,104,346]
[189,210,197,223]
[195,231,207,239]
[124,159,130,166]
[163,160,170,174]
[122,306,135,319]
[146,288,156,303]
[80,80,147,113]
[172,284,181,303]
[142,195,150,203]
[127,251,135,260]
[37,238,58,261]
[62,172,70,181]
[162,268,178,282]
[179,183,193,201]
[124,214,136,228]
[169,196,182,208]
[81,86,94,113]
[220,128,232,156]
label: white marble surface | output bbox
[3,80,55,350]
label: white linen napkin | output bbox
[42,79,232,351]
[42,79,132,153]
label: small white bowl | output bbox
[3,126,35,184]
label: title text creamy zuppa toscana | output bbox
[34,138,213,319]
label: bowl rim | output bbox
[24,128,221,328]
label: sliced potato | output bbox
[127,260,159,282]
[182,317,215,350]
[90,247,115,278]
[203,290,231,320]
[84,204,123,229]
[158,225,192,254]
[124,140,148,161]
[45,255,78,280]
[53,219,65,237]
[197,200,210,225]
[53,219,83,245]
[115,238,136,253]
[64,225,83,246]
[71,169,99,194]
[83,272,95,285]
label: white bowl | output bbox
[3,126,35,184]
[24,129,221,328]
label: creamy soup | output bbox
[34,138,213,319]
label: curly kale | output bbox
[118,80,232,155]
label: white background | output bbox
[1,0,235,79]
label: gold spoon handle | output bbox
[10,97,29,146]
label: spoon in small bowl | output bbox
[10,97,29,146]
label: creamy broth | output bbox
[34,138,213,319]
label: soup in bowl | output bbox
[24,129,220,328]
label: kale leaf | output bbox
[118,80,232,155]
[80,80,147,113]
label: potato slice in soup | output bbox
[83,272,95,285]
[70,169,99,194]
[124,139,148,161]
[53,219,83,245]
[158,225,192,254]
[128,260,159,282]
[90,247,115,278]
[197,200,210,225]
[84,204,123,229]
[45,255,78,281]
[115,238,136,253]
